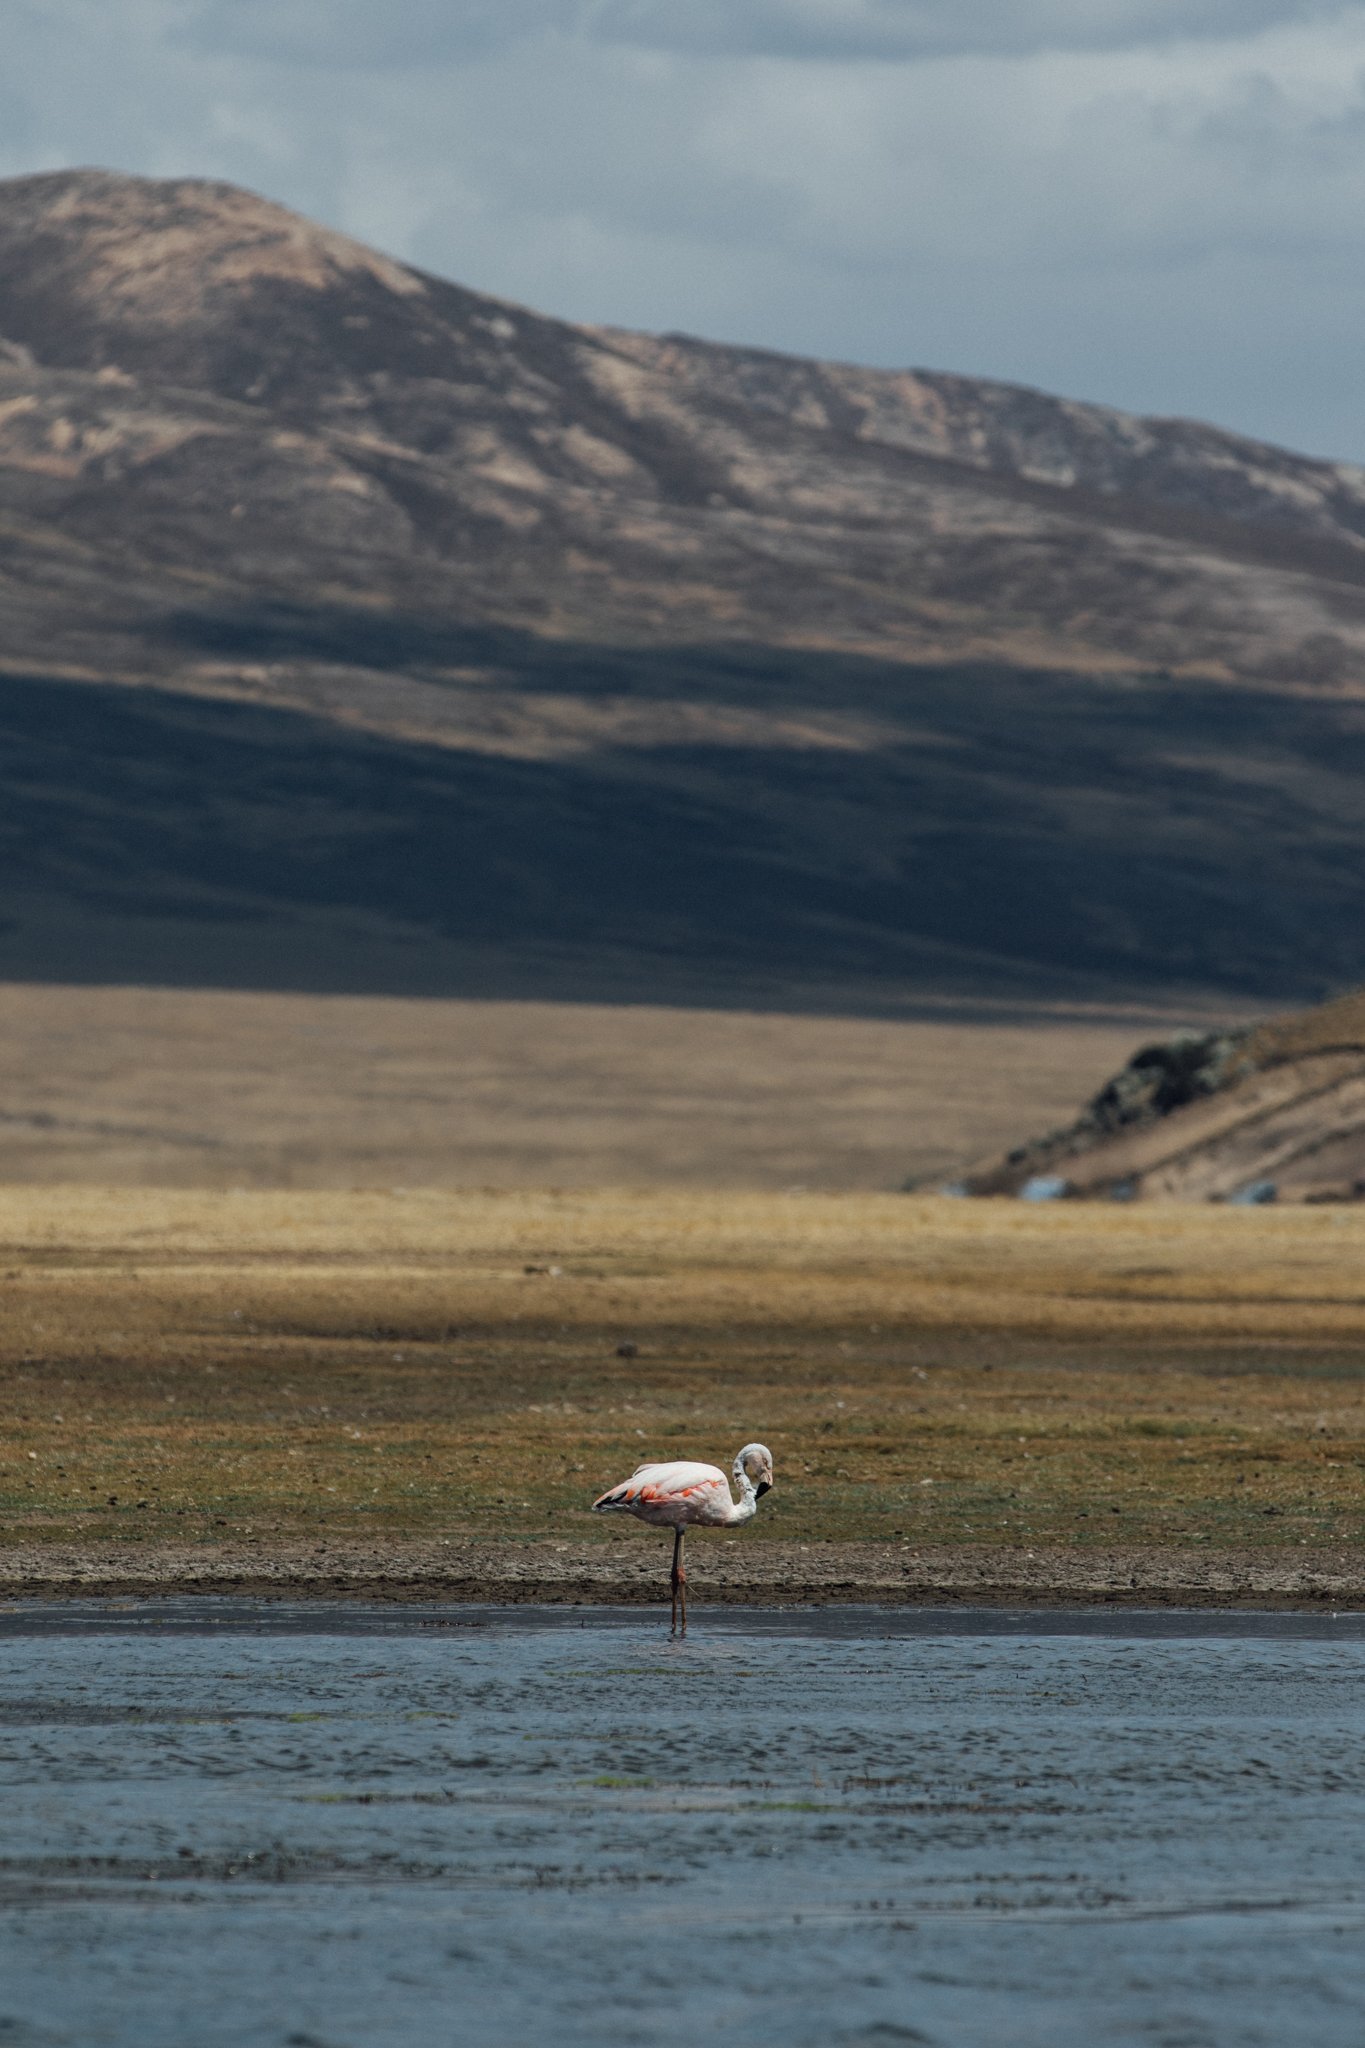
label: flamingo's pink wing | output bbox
[592,1460,728,1513]
[625,1460,727,1505]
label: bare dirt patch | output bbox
[2,1540,1363,1610]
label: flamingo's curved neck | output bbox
[728,1470,760,1524]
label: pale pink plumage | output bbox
[592,1460,749,1528]
[592,1440,774,1633]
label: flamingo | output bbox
[591,1441,775,1634]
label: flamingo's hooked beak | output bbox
[755,1476,773,1497]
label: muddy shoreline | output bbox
[2,1541,1364,1609]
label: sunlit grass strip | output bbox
[0,1188,1363,1553]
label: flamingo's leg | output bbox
[670,1527,686,1637]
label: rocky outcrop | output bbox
[956,991,1365,1202]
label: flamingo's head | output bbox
[736,1442,775,1498]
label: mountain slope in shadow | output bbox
[4,647,1364,1008]
[1,170,1365,1009]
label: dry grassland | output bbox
[0,984,1194,1190]
[2,1187,1364,1579]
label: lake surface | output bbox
[1,1600,1363,2047]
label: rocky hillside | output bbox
[957,989,1365,1202]
[6,169,1365,685]
[3,168,1365,1008]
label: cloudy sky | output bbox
[7,0,1365,457]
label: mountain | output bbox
[953,988,1365,1204]
[2,167,1365,1010]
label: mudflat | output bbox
[4,1541,1364,1609]
[2,1186,1364,1604]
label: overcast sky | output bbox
[7,0,1365,457]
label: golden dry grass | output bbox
[0,983,1200,1190]
[1250,985,1365,1064]
[2,1186,1364,1560]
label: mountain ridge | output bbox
[2,167,1365,1012]
[5,167,1365,684]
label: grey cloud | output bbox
[585,0,1355,61]
[177,0,1353,68]
[175,0,540,66]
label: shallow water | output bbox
[1,1601,1363,2048]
